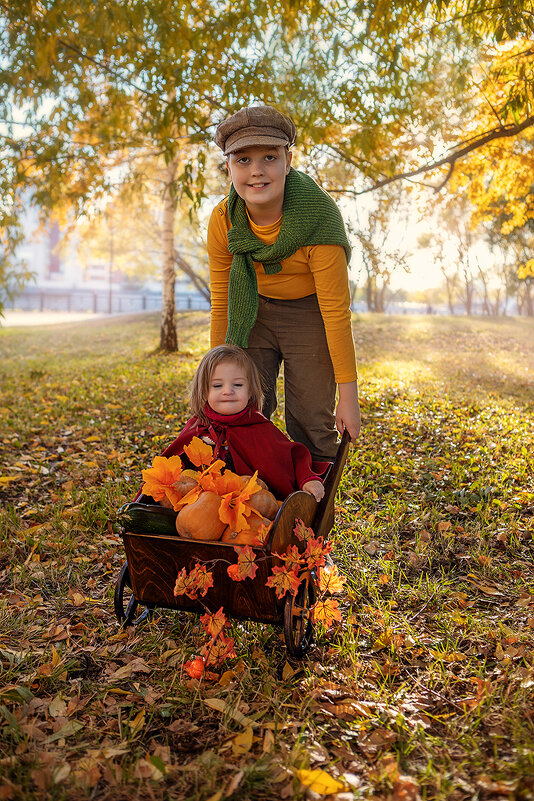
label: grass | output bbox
[0,311,533,800]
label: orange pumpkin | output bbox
[175,491,226,541]
[247,488,279,520]
[172,474,199,499]
[221,515,272,546]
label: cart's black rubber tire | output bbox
[283,573,315,658]
[114,562,154,627]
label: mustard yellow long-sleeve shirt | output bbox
[208,197,357,384]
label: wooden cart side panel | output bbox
[122,533,284,624]
[265,491,318,555]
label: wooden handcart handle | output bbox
[312,429,351,540]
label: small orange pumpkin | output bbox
[247,488,279,520]
[176,491,226,541]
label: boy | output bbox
[208,105,360,461]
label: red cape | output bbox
[159,404,328,499]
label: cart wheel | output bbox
[283,572,316,658]
[114,562,154,627]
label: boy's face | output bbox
[226,145,292,218]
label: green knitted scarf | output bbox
[225,167,351,347]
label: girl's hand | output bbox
[336,380,361,442]
[302,480,325,502]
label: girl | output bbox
[151,345,325,501]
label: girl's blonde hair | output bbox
[189,345,263,424]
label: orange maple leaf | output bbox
[312,598,342,628]
[252,520,272,546]
[200,606,227,638]
[173,567,199,599]
[304,536,333,570]
[293,518,315,542]
[173,564,214,599]
[274,544,303,572]
[227,545,258,581]
[173,483,202,510]
[266,566,302,599]
[141,455,183,502]
[190,564,215,597]
[317,564,346,595]
[218,471,263,531]
[200,465,239,494]
[183,436,216,468]
[203,633,236,666]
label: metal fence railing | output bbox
[7,288,211,314]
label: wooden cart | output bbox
[114,432,349,658]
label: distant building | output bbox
[9,203,209,313]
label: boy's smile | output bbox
[226,145,292,226]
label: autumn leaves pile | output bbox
[140,436,346,677]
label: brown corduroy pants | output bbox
[246,294,338,461]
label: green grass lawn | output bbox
[0,312,533,800]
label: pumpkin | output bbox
[221,515,272,546]
[172,474,199,499]
[247,488,280,520]
[175,491,226,541]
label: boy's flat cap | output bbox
[214,105,296,156]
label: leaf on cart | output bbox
[174,565,214,599]
[312,598,342,628]
[173,483,203,510]
[293,518,315,542]
[266,566,301,599]
[141,455,183,502]
[219,493,253,532]
[203,469,243,496]
[183,436,215,468]
[273,544,302,572]
[304,537,333,570]
[200,607,227,638]
[317,564,346,595]
[218,472,263,532]
[227,546,258,581]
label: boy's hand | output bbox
[336,380,361,442]
[302,480,325,502]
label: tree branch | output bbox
[174,251,211,302]
[330,115,534,196]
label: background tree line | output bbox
[1,0,533,347]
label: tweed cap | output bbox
[214,105,296,156]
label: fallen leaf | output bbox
[296,768,346,795]
[231,726,254,756]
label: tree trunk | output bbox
[525,280,533,316]
[366,274,375,312]
[160,157,178,352]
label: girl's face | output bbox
[208,361,250,416]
